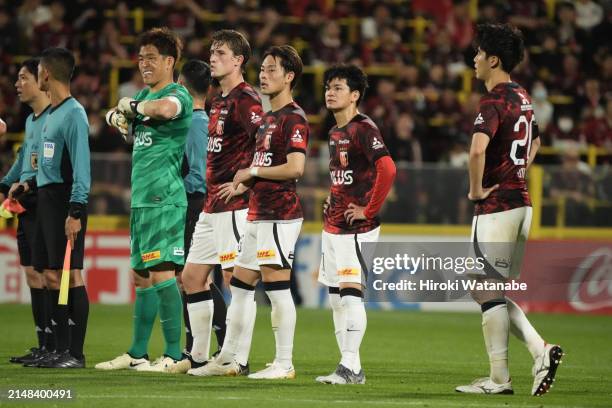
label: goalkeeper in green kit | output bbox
[97,27,192,372]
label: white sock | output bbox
[217,284,254,364]
[482,303,510,384]
[506,297,545,360]
[329,292,345,354]
[186,299,213,363]
[339,294,366,374]
[266,286,296,370]
[236,298,256,366]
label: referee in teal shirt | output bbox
[15,48,91,369]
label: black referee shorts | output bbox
[32,184,88,271]
[16,209,37,267]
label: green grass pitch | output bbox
[1,304,611,407]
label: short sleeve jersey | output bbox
[472,82,540,215]
[131,83,193,208]
[248,101,309,221]
[325,113,390,234]
[205,82,264,213]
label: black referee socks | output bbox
[68,286,89,359]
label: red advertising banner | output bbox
[1,231,610,315]
[511,240,612,315]
[0,231,134,304]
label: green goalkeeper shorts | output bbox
[130,204,186,271]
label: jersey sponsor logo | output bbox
[338,268,359,276]
[257,249,276,260]
[263,133,272,150]
[43,142,55,161]
[253,151,273,166]
[291,124,307,144]
[134,131,153,147]
[339,151,349,167]
[216,119,225,135]
[249,107,262,125]
[330,169,353,185]
[173,247,184,256]
[371,137,384,150]
[494,257,510,269]
[516,90,530,105]
[474,113,484,125]
[30,152,38,170]
[142,250,161,262]
[219,252,236,263]
[208,137,223,153]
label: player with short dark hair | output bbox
[201,45,308,379]
[316,64,396,384]
[455,23,563,396]
[4,59,52,365]
[182,29,264,376]
[166,59,229,373]
[96,27,192,373]
[14,47,91,369]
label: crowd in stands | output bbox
[0,0,610,224]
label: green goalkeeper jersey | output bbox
[131,82,193,208]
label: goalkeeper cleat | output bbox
[136,356,181,373]
[316,364,366,385]
[455,377,514,394]
[532,344,564,396]
[187,358,240,377]
[95,353,149,370]
[248,362,296,380]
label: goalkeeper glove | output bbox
[118,97,146,118]
[106,109,130,141]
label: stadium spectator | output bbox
[582,99,612,147]
[575,0,604,31]
[387,112,422,164]
[549,147,595,225]
[531,81,554,131]
[118,70,144,100]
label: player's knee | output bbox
[43,270,60,289]
[470,289,504,305]
[175,272,184,291]
[222,269,233,288]
[235,266,261,286]
[150,270,174,285]
[69,269,84,287]
[132,270,152,289]
[25,267,43,288]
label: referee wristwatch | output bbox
[69,203,85,220]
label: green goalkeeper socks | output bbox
[155,277,183,361]
[128,286,159,359]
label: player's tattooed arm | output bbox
[468,132,498,201]
[218,182,250,204]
